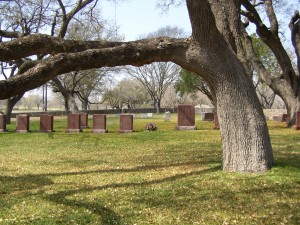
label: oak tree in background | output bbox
[241,0,300,126]
[0,0,119,117]
[126,62,180,113]
[49,2,117,113]
[102,79,150,109]
[126,26,184,113]
[0,0,279,172]
[175,68,214,106]
[51,69,107,112]
[0,0,53,123]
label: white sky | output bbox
[100,1,192,41]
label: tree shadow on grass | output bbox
[43,166,219,224]
[46,193,123,225]
[0,162,220,224]
[0,174,54,194]
[273,151,300,170]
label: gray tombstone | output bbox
[66,113,82,133]
[201,112,214,121]
[16,114,30,133]
[93,114,108,133]
[147,113,153,118]
[164,111,171,121]
[119,114,133,133]
[39,114,54,132]
[140,114,148,119]
[177,105,196,130]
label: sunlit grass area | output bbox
[0,114,299,224]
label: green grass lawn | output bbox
[0,114,299,224]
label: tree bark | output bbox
[82,99,89,111]
[241,1,300,126]
[243,28,300,127]
[182,0,274,172]
[156,100,161,114]
[52,78,79,113]
[4,94,24,124]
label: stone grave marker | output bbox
[39,114,54,132]
[201,112,214,121]
[80,113,89,129]
[93,114,108,133]
[0,114,7,132]
[177,105,196,130]
[16,114,30,132]
[282,113,288,122]
[119,114,133,133]
[164,111,171,121]
[273,114,288,122]
[147,113,153,118]
[140,114,148,119]
[66,113,82,133]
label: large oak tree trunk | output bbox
[215,65,274,172]
[182,43,274,171]
[184,0,274,172]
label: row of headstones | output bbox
[3,105,298,133]
[0,105,219,133]
[273,113,288,122]
[0,113,130,133]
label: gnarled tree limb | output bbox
[0,37,190,99]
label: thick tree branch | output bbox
[0,30,26,39]
[0,34,126,61]
[0,37,190,99]
[0,34,189,62]
[58,0,95,38]
[243,30,297,110]
[264,0,278,34]
[241,0,297,89]
[186,0,220,45]
[243,31,275,86]
[208,0,236,52]
[289,10,300,75]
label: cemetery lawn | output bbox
[0,114,299,225]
